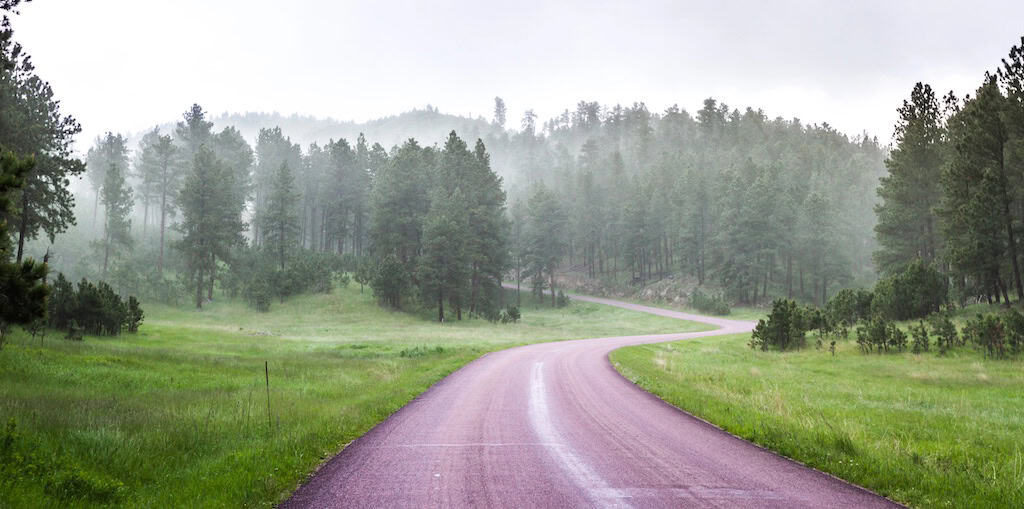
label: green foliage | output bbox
[555,290,570,308]
[910,321,930,354]
[874,83,945,275]
[826,287,873,325]
[524,184,567,307]
[173,106,246,309]
[929,313,960,354]
[0,11,84,263]
[749,299,809,351]
[871,260,947,320]
[1,419,124,504]
[46,274,144,336]
[499,305,521,324]
[961,310,1024,359]
[372,254,411,309]
[257,162,300,270]
[0,151,48,345]
[689,288,730,315]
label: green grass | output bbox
[0,285,707,508]
[611,331,1024,508]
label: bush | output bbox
[371,255,411,309]
[556,290,570,308]
[500,306,521,324]
[750,299,810,351]
[963,313,1007,359]
[871,260,947,320]
[929,313,960,354]
[827,288,873,325]
[689,289,730,315]
[856,316,907,354]
[911,321,930,354]
[1003,308,1024,356]
[47,274,144,337]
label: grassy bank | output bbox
[0,286,706,508]
[611,331,1024,508]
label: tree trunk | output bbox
[550,270,556,307]
[438,293,444,322]
[996,140,1023,301]
[208,254,216,301]
[16,193,29,263]
[159,189,167,276]
[195,260,204,309]
[103,229,111,278]
[786,253,793,298]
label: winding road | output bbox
[282,292,899,508]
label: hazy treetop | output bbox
[13,0,1024,146]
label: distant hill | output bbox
[209,108,502,149]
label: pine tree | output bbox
[99,158,133,277]
[370,139,430,266]
[524,184,568,306]
[493,97,507,129]
[942,76,1022,301]
[258,162,300,271]
[874,83,947,275]
[418,188,470,321]
[0,150,48,346]
[0,8,84,263]
[175,146,244,309]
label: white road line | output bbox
[528,361,632,509]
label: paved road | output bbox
[282,292,899,508]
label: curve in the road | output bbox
[282,291,901,508]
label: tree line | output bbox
[482,96,886,307]
[874,36,1024,306]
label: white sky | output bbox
[12,0,1024,148]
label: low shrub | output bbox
[750,299,809,351]
[48,274,144,337]
[689,289,731,315]
[871,260,947,321]
[911,321,930,354]
[827,287,873,325]
[961,311,1024,360]
[556,290,570,308]
[499,306,521,324]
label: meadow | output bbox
[612,324,1024,508]
[0,285,704,508]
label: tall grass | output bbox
[0,286,705,508]
[612,332,1024,508]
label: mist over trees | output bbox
[482,98,886,306]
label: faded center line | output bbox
[528,361,632,509]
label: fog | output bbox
[15,0,1024,147]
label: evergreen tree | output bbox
[0,7,84,263]
[0,150,47,345]
[418,188,470,321]
[874,83,947,275]
[524,184,567,306]
[258,162,300,271]
[99,158,133,277]
[175,146,244,309]
[86,133,128,228]
[370,139,430,265]
[941,76,1022,301]
[493,97,507,129]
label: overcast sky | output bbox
[12,0,1024,149]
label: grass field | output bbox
[0,285,706,508]
[612,328,1024,508]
